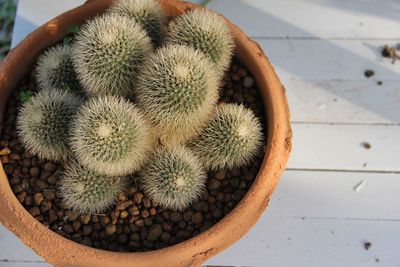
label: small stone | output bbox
[29,167,40,177]
[364,69,374,78]
[40,200,52,212]
[24,195,33,205]
[128,206,140,216]
[17,191,27,203]
[0,147,11,156]
[130,233,140,241]
[66,210,79,221]
[43,190,55,200]
[82,225,92,235]
[72,221,81,231]
[135,219,144,228]
[134,192,144,204]
[143,198,151,208]
[63,224,74,234]
[149,207,157,216]
[80,214,91,224]
[170,212,183,223]
[364,242,372,250]
[47,175,57,184]
[120,210,129,219]
[48,209,58,223]
[29,206,40,217]
[43,162,56,172]
[33,192,44,205]
[176,230,191,239]
[160,232,171,242]
[36,180,48,189]
[105,224,117,236]
[183,211,193,221]
[212,208,223,219]
[101,216,110,225]
[243,76,255,88]
[9,153,21,160]
[116,200,133,211]
[147,224,162,242]
[191,212,203,224]
[208,179,221,190]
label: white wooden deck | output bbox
[1,0,400,266]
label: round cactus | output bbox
[108,0,166,45]
[36,44,81,91]
[70,95,154,176]
[72,13,152,98]
[136,45,219,145]
[189,103,263,170]
[140,145,206,211]
[60,160,126,214]
[17,89,82,161]
[166,9,234,74]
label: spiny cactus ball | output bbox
[189,103,263,170]
[70,95,153,176]
[36,44,80,91]
[60,160,126,214]
[136,45,219,144]
[141,145,206,211]
[17,89,81,161]
[72,13,152,98]
[166,9,234,74]
[108,0,166,45]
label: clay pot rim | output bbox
[0,0,291,266]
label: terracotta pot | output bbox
[0,0,292,266]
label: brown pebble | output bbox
[43,162,56,172]
[79,214,91,225]
[120,210,129,219]
[176,230,191,239]
[40,200,52,212]
[149,207,157,216]
[143,198,151,208]
[141,209,150,218]
[135,219,144,228]
[33,192,44,206]
[1,156,9,164]
[147,224,162,242]
[160,232,171,242]
[36,180,48,189]
[63,224,74,234]
[72,221,81,231]
[105,224,117,236]
[161,222,172,232]
[129,206,140,216]
[66,211,78,221]
[116,200,133,211]
[24,195,33,205]
[243,76,255,88]
[9,153,21,160]
[191,212,203,224]
[101,216,110,225]
[29,206,40,217]
[29,167,40,177]
[214,170,226,180]
[134,192,144,204]
[48,209,58,223]
[130,233,140,242]
[0,147,11,156]
[208,179,221,190]
[47,175,57,184]
[17,191,27,203]
[111,211,119,224]
[170,212,183,223]
[82,225,92,236]
[43,190,55,200]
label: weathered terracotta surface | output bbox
[0,0,292,266]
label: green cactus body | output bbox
[17,89,82,161]
[70,95,154,176]
[72,13,152,98]
[141,145,206,211]
[36,44,81,91]
[108,0,166,45]
[136,45,219,145]
[60,160,126,214]
[189,103,263,170]
[166,9,234,74]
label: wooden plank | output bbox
[207,216,400,267]
[286,80,400,125]
[259,39,400,81]
[288,124,400,172]
[207,0,400,39]
[268,170,400,220]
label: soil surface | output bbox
[0,57,267,252]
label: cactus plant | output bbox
[108,0,166,45]
[136,45,219,144]
[60,160,126,214]
[69,95,154,176]
[189,103,263,170]
[36,44,81,91]
[17,89,82,161]
[166,9,234,74]
[72,13,152,98]
[140,145,206,211]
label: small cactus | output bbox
[166,9,234,74]
[17,89,82,161]
[72,13,152,98]
[60,160,126,214]
[108,0,166,45]
[36,44,80,91]
[70,95,154,176]
[189,103,263,170]
[140,145,206,211]
[136,45,219,144]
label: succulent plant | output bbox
[166,9,234,74]
[36,44,81,91]
[189,103,263,170]
[60,160,126,214]
[69,95,154,176]
[72,13,152,98]
[108,0,166,45]
[136,45,219,144]
[141,145,206,211]
[17,89,82,161]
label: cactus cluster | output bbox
[36,44,81,91]
[17,0,263,214]
[70,95,153,176]
[136,45,219,144]
[17,89,81,161]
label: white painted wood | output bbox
[207,0,400,39]
[260,39,400,81]
[207,216,400,267]
[288,124,400,172]
[268,170,400,220]
[286,80,400,125]
[11,0,85,48]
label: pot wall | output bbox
[0,0,292,266]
